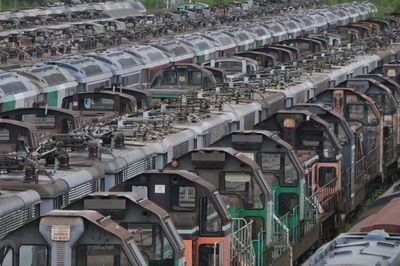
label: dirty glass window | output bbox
[147,52,163,61]
[0,246,12,266]
[218,36,232,46]
[200,196,221,234]
[0,129,9,142]
[348,104,364,122]
[163,71,177,85]
[19,245,48,266]
[216,61,242,74]
[172,186,196,211]
[82,65,103,76]
[283,154,298,186]
[125,223,173,260]
[367,106,378,125]
[188,71,202,85]
[76,245,129,266]
[278,193,298,216]
[260,153,281,171]
[82,97,114,111]
[171,47,187,56]
[322,132,335,159]
[318,167,336,187]
[22,114,56,129]
[118,58,138,68]
[224,172,250,192]
[238,33,249,41]
[196,41,210,51]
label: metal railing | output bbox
[355,156,367,193]
[366,146,379,179]
[280,206,300,243]
[304,195,320,234]
[384,134,395,165]
[213,240,224,266]
[231,218,256,266]
[309,176,337,218]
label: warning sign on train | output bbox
[51,225,71,241]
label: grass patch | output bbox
[325,0,400,18]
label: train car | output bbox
[120,45,171,88]
[86,50,146,89]
[328,6,351,26]
[211,130,320,261]
[302,11,329,31]
[307,180,400,266]
[0,71,40,112]
[0,107,83,137]
[149,63,225,98]
[0,210,147,266]
[235,51,276,69]
[314,9,341,28]
[201,31,237,57]
[203,56,258,79]
[68,192,185,265]
[275,16,303,39]
[308,88,384,186]
[0,188,41,239]
[111,170,234,266]
[164,148,286,265]
[242,22,273,48]
[289,104,358,213]
[290,14,318,35]
[221,26,257,52]
[261,19,289,43]
[46,56,113,93]
[175,35,217,64]
[0,119,39,153]
[15,64,78,108]
[61,91,138,121]
[150,39,195,64]
[253,46,295,64]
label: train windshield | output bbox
[76,245,130,266]
[215,61,242,74]
[19,245,48,266]
[125,223,174,262]
[258,153,298,186]
[82,97,114,111]
[222,172,263,209]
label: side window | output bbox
[278,193,298,216]
[224,172,250,192]
[348,104,365,122]
[76,245,129,266]
[283,154,298,186]
[0,246,13,266]
[318,167,337,187]
[19,245,48,266]
[200,196,221,235]
[188,71,202,85]
[172,186,196,211]
[163,71,177,85]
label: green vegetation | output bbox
[325,0,400,18]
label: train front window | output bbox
[278,193,298,216]
[132,185,148,198]
[260,153,281,171]
[76,245,130,266]
[319,167,337,187]
[224,172,249,192]
[125,223,173,261]
[348,104,365,122]
[22,114,56,129]
[82,97,114,111]
[0,246,12,266]
[188,71,202,85]
[163,71,177,85]
[283,154,298,186]
[200,196,221,235]
[172,186,196,211]
[216,61,242,74]
[19,245,48,266]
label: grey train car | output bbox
[46,56,113,93]
[0,210,147,266]
[68,192,186,265]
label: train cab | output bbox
[289,103,360,212]
[149,63,224,98]
[203,56,258,79]
[280,38,326,56]
[151,39,195,64]
[253,46,294,64]
[68,192,185,266]
[0,107,83,137]
[211,131,320,256]
[241,22,272,47]
[261,19,288,43]
[175,35,217,64]
[0,119,39,153]
[103,87,153,109]
[62,91,137,121]
[165,148,281,265]
[235,51,276,69]
[0,210,147,266]
[275,17,303,39]
[382,61,400,85]
[255,110,342,222]
[346,77,400,169]
[325,27,361,44]
[111,170,232,266]
[315,9,341,28]
[221,26,256,52]
[308,88,383,184]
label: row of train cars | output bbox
[1,2,400,266]
[0,1,379,112]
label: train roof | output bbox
[176,35,217,56]
[221,26,256,46]
[0,71,39,98]
[150,39,195,63]
[201,31,237,51]
[241,22,272,42]
[120,45,170,68]
[308,230,400,266]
